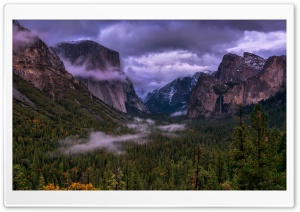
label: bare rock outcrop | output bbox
[187,52,286,118]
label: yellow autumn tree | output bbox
[44,183,60,190]
[66,182,97,190]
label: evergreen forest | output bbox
[13,74,286,190]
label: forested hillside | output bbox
[13,80,286,190]
[12,20,286,191]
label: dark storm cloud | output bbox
[97,20,243,57]
[19,20,119,45]
[18,20,286,98]
[98,20,286,57]
[218,20,286,32]
[19,20,285,57]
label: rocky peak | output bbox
[187,53,285,118]
[13,21,77,101]
[13,20,28,31]
[55,40,121,72]
[243,52,266,70]
[214,52,265,83]
[214,53,243,82]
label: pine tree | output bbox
[229,104,286,190]
[103,169,117,190]
[250,104,268,168]
[38,172,45,190]
[13,164,28,190]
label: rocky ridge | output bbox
[13,21,79,101]
[13,20,128,124]
[188,52,286,118]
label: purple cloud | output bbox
[17,20,286,99]
[13,25,38,51]
[62,59,127,82]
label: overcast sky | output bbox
[19,20,286,99]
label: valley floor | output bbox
[13,103,286,190]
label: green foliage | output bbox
[241,90,286,129]
[13,74,286,190]
[13,164,28,190]
[229,104,286,190]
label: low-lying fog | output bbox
[59,117,186,154]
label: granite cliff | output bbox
[54,40,148,113]
[187,52,286,118]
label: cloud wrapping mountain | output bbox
[19,20,286,99]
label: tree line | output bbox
[13,101,286,190]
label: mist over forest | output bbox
[12,20,287,191]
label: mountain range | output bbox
[11,20,287,192]
[13,20,286,121]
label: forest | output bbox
[13,74,286,190]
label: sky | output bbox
[18,20,286,100]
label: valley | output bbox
[12,20,287,190]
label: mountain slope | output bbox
[13,21,128,136]
[54,40,148,114]
[144,72,201,115]
[188,52,286,118]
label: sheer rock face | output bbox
[187,53,286,118]
[79,78,128,112]
[54,40,148,113]
[187,74,220,118]
[242,55,286,104]
[79,77,148,113]
[13,21,79,101]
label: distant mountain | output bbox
[13,21,128,134]
[188,52,286,118]
[144,72,202,115]
[54,40,148,114]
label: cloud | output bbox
[97,21,242,58]
[19,20,286,61]
[60,132,143,154]
[13,25,38,51]
[18,20,286,99]
[225,20,286,32]
[126,117,156,134]
[123,50,210,99]
[157,124,186,132]
[170,110,187,117]
[62,59,127,82]
[19,20,118,46]
[19,20,286,51]
[59,117,185,154]
[226,31,286,56]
